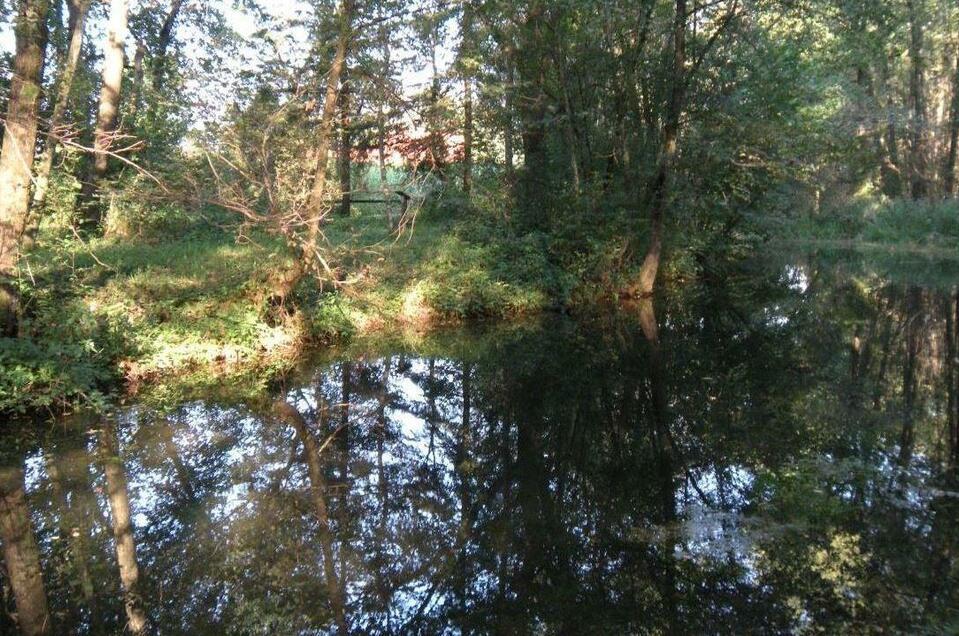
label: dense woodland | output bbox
[2,0,959,633]
[0,0,959,402]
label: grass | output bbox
[772,193,959,257]
[4,201,575,413]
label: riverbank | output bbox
[2,203,648,414]
[7,190,959,417]
[770,195,959,254]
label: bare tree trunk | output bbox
[82,0,128,230]
[99,423,148,634]
[906,0,928,199]
[29,0,91,233]
[296,0,353,291]
[0,0,50,336]
[944,51,959,196]
[0,464,50,636]
[338,67,352,217]
[632,0,686,298]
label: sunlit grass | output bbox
[12,204,560,410]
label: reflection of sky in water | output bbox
[11,276,957,635]
[24,355,939,605]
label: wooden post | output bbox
[395,190,411,229]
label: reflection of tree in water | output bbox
[1,259,959,633]
[0,461,49,635]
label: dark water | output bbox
[2,251,959,634]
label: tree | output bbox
[29,0,92,232]
[459,0,474,197]
[82,0,129,230]
[99,422,149,634]
[284,0,354,295]
[632,0,688,298]
[0,0,50,335]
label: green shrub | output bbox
[1,283,134,414]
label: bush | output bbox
[1,284,134,414]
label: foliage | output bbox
[0,278,132,414]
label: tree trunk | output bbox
[906,0,927,199]
[377,110,387,191]
[513,5,550,221]
[336,363,351,601]
[504,61,515,184]
[555,51,581,194]
[632,0,686,297]
[428,32,447,179]
[376,357,391,508]
[0,0,50,336]
[0,464,50,635]
[461,3,474,197]
[867,63,903,197]
[127,40,145,122]
[298,0,353,289]
[899,287,923,468]
[99,423,148,635]
[948,289,959,470]
[29,0,90,233]
[463,76,473,196]
[338,67,352,217]
[153,0,184,94]
[944,51,959,196]
[376,10,392,229]
[44,448,97,621]
[82,0,128,230]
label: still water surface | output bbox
[2,251,959,634]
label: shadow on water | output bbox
[2,250,959,633]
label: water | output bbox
[2,251,959,634]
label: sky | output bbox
[0,0,455,130]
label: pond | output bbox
[2,249,958,634]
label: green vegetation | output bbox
[776,195,959,256]
[4,191,663,412]
[4,0,959,633]
[2,0,959,418]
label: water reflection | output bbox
[2,257,959,633]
